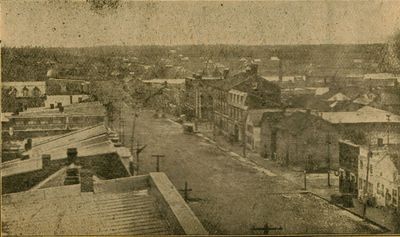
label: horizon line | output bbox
[1,42,387,49]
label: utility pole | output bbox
[178,181,193,202]
[251,223,283,235]
[152,154,165,172]
[387,114,391,145]
[242,110,248,158]
[363,145,372,219]
[326,133,331,187]
[135,141,147,175]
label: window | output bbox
[368,183,373,193]
[382,185,385,196]
[359,160,363,168]
[40,120,48,124]
[359,178,363,189]
[370,165,373,175]
[393,189,398,204]
[377,183,380,194]
[27,120,37,125]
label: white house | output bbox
[358,144,400,208]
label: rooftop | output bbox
[319,106,400,124]
[2,173,208,235]
[12,101,105,118]
[1,124,116,177]
[141,78,186,84]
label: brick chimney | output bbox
[249,63,258,75]
[59,106,64,113]
[57,102,62,108]
[377,138,384,147]
[67,148,78,164]
[223,68,230,79]
[64,163,80,185]
[50,104,55,109]
[279,60,283,83]
[69,95,73,104]
[25,138,32,151]
[42,154,51,167]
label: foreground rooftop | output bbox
[2,173,207,235]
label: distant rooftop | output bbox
[12,101,105,118]
[319,106,400,124]
[142,78,186,84]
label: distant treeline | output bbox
[0,44,391,82]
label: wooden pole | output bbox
[363,145,372,219]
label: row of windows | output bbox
[14,117,104,126]
[229,93,244,104]
[359,178,398,204]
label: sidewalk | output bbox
[195,122,398,233]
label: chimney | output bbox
[279,60,283,83]
[42,154,51,167]
[57,102,62,108]
[67,148,78,164]
[70,95,73,104]
[59,106,64,113]
[25,138,32,151]
[377,138,384,147]
[64,163,80,185]
[80,169,94,192]
[50,104,55,109]
[23,104,28,111]
[250,63,258,75]
[223,68,230,79]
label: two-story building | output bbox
[5,101,106,139]
[2,81,47,112]
[212,64,281,143]
[358,143,400,208]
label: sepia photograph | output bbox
[1,0,400,235]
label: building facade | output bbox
[358,144,400,208]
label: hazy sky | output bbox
[1,0,400,47]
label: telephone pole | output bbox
[363,145,372,219]
[387,114,391,145]
[326,133,331,187]
[152,154,165,172]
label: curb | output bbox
[309,192,391,233]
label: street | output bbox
[114,105,385,235]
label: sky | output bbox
[1,0,400,47]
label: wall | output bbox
[93,175,149,193]
[338,141,360,195]
[148,173,208,235]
